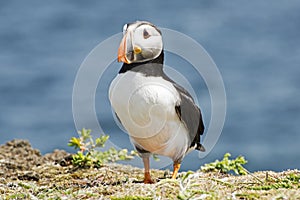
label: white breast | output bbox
[109,71,189,161]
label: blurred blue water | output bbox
[1,1,300,172]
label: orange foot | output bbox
[143,172,154,184]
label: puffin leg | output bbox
[142,157,154,184]
[171,162,181,179]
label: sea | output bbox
[1,0,300,172]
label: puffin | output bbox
[109,21,205,183]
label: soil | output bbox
[0,139,299,200]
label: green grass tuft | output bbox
[68,128,137,168]
[201,153,248,175]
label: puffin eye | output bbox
[143,29,151,39]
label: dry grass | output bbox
[1,162,300,199]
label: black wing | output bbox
[172,82,205,152]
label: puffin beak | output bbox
[118,33,130,63]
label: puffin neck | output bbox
[118,51,164,74]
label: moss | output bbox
[111,196,152,200]
[7,193,27,199]
[234,193,260,199]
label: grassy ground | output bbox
[0,140,299,199]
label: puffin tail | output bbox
[196,143,205,152]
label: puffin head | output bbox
[118,21,163,64]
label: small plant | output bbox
[201,153,248,175]
[286,173,300,184]
[68,128,137,168]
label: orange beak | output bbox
[118,33,130,63]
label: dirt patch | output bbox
[0,139,70,180]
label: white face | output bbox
[118,21,163,64]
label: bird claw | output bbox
[143,178,155,184]
[143,172,155,184]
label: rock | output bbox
[18,171,40,181]
[43,149,72,166]
[0,139,43,173]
